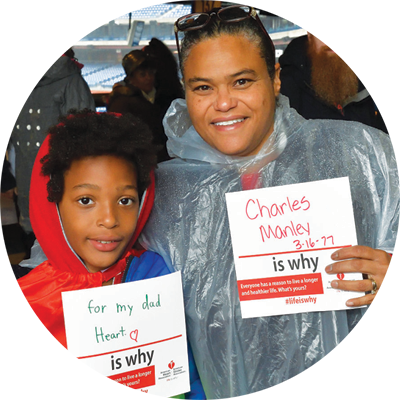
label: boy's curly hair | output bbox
[41,109,159,203]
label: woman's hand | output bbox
[0,288,18,367]
[325,245,391,307]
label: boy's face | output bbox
[58,155,139,273]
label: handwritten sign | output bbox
[62,271,190,397]
[225,177,363,318]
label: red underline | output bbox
[77,334,183,360]
[238,245,352,259]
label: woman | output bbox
[144,6,400,400]
[108,50,169,162]
[139,5,397,398]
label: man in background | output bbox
[279,33,387,133]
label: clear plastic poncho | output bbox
[140,94,399,399]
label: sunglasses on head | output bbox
[174,4,275,61]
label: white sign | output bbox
[62,271,190,397]
[225,177,363,318]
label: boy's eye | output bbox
[119,197,135,206]
[78,197,93,205]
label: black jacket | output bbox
[107,83,170,162]
[378,75,397,137]
[279,35,387,133]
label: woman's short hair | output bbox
[179,15,276,80]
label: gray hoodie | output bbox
[6,49,95,231]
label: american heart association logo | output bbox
[168,361,175,369]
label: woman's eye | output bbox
[235,78,251,87]
[119,197,135,206]
[235,78,253,89]
[194,84,211,92]
[78,197,93,205]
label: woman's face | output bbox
[183,34,281,157]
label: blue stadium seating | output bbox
[103,1,175,19]
[79,4,301,90]
[55,1,191,21]
[82,64,125,88]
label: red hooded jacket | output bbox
[0,137,154,400]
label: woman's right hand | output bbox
[0,288,18,367]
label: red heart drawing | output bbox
[337,273,345,280]
[130,329,139,342]
[168,361,175,369]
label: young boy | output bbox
[17,109,204,398]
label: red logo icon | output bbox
[168,361,175,369]
[337,273,345,280]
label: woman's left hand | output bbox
[325,245,391,307]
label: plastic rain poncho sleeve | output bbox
[140,95,399,399]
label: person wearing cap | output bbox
[378,41,400,140]
[0,17,95,252]
[363,37,396,88]
[279,0,378,126]
[108,49,169,162]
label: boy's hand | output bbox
[1,188,15,199]
[0,288,18,367]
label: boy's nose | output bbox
[97,204,119,228]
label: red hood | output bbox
[18,134,155,347]
[29,134,154,280]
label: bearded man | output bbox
[279,33,387,133]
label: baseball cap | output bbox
[33,17,69,40]
[122,50,154,76]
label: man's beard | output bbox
[309,46,359,107]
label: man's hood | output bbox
[279,35,379,94]
[278,34,309,71]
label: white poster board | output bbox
[225,177,363,318]
[62,271,190,397]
